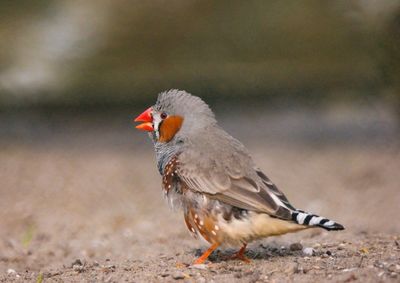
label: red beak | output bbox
[134,107,154,131]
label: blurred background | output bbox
[0,0,399,273]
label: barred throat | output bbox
[291,210,344,231]
[155,142,181,174]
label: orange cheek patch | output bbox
[159,115,184,142]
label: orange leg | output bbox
[230,243,251,263]
[193,243,219,265]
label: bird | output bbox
[134,89,344,265]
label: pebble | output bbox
[313,243,321,249]
[71,259,83,267]
[189,264,208,270]
[7,269,17,275]
[7,269,20,278]
[172,271,186,280]
[160,272,169,277]
[302,247,315,256]
[290,243,303,251]
[387,264,396,272]
[234,273,242,278]
[285,263,298,274]
[338,243,346,250]
[342,267,357,272]
[73,265,85,273]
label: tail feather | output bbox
[291,210,344,231]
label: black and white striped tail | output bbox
[291,210,344,231]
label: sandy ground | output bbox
[0,107,399,282]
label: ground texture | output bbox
[0,108,399,282]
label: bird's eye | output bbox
[160,112,168,119]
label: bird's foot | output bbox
[229,243,251,263]
[192,243,219,265]
[230,252,251,263]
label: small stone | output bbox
[189,264,208,270]
[313,243,322,249]
[302,247,315,256]
[285,263,298,274]
[326,250,332,256]
[234,273,242,278]
[172,271,186,280]
[390,272,397,278]
[338,243,346,250]
[7,269,17,275]
[160,272,169,277]
[71,259,83,267]
[387,264,397,272]
[290,243,303,251]
[344,274,357,281]
[73,265,85,273]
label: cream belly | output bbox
[216,211,308,246]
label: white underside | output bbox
[213,211,307,247]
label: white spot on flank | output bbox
[191,227,195,232]
[168,185,171,189]
[199,220,204,226]
[194,214,198,219]
[211,230,216,236]
[214,225,219,231]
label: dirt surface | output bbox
[0,108,399,282]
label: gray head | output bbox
[135,89,217,144]
[134,90,217,172]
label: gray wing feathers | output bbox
[178,127,295,220]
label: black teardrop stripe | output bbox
[319,218,329,225]
[291,212,298,222]
[303,214,314,225]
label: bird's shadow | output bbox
[192,243,305,263]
